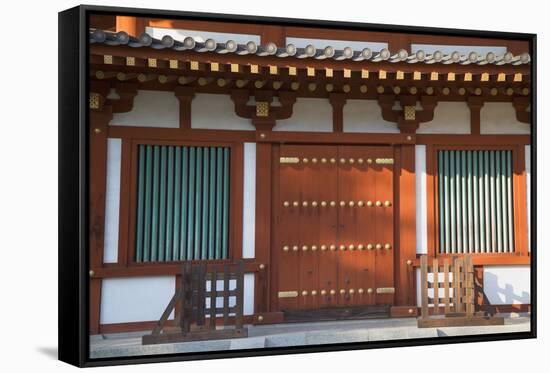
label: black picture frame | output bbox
[59,4,537,367]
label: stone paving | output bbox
[90,314,531,359]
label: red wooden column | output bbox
[175,87,195,129]
[89,83,113,335]
[393,145,417,315]
[329,93,347,133]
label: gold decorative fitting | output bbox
[367,244,374,250]
[273,81,283,90]
[360,85,368,93]
[340,289,346,294]
[481,73,489,82]
[254,81,265,89]
[325,68,333,77]
[259,264,265,270]
[366,201,373,207]
[514,73,523,82]
[89,270,95,277]
[339,201,346,207]
[311,290,318,295]
[278,291,298,298]
[290,82,300,91]
[376,158,394,164]
[230,63,240,73]
[384,243,392,250]
[396,71,404,80]
[348,244,355,250]
[408,308,414,314]
[458,87,466,95]
[361,69,369,79]
[250,64,259,74]
[311,245,318,251]
[447,72,455,81]
[348,201,355,207]
[198,77,210,86]
[376,243,382,250]
[358,244,364,250]
[325,83,334,92]
[367,158,373,164]
[321,289,327,295]
[407,135,413,141]
[330,158,336,164]
[384,200,392,207]
[302,290,308,296]
[330,289,336,295]
[307,67,315,76]
[89,93,100,109]
[349,158,355,164]
[312,158,318,164]
[497,73,506,82]
[376,287,395,294]
[292,245,299,251]
[210,62,219,72]
[148,58,157,68]
[330,201,336,207]
[376,86,385,94]
[257,315,264,321]
[256,102,269,117]
[376,201,382,207]
[126,56,135,66]
[357,158,364,164]
[158,75,169,84]
[367,288,373,294]
[302,201,308,207]
[506,88,515,96]
[426,87,434,95]
[283,245,289,252]
[293,201,299,207]
[406,260,413,265]
[442,87,451,95]
[190,61,199,70]
[413,71,421,80]
[393,86,401,95]
[93,128,101,134]
[379,70,387,79]
[409,87,418,94]
[339,244,346,250]
[303,158,309,163]
[357,201,364,207]
[217,78,227,87]
[280,157,299,164]
[288,66,297,76]
[491,88,498,96]
[103,55,113,64]
[95,71,105,79]
[340,158,346,164]
[169,59,178,69]
[522,87,530,95]
[311,201,318,207]
[269,65,278,75]
[321,245,327,251]
[464,72,472,82]
[358,288,365,294]
[321,201,327,207]
[475,88,482,95]
[330,244,337,251]
[430,72,438,81]
[343,84,351,93]
[349,289,355,294]
[302,245,308,251]
[308,83,317,91]
[404,106,416,121]
[343,69,352,78]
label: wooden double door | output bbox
[274,145,395,311]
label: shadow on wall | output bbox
[484,272,530,304]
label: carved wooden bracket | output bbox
[230,90,297,131]
[90,81,138,114]
[175,87,196,129]
[512,97,530,124]
[378,95,438,134]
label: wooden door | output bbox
[273,145,394,311]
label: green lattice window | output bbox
[135,144,230,262]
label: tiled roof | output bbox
[90,30,531,66]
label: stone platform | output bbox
[90,314,530,359]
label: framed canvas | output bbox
[58,4,536,367]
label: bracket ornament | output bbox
[378,94,438,134]
[230,90,297,131]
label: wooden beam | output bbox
[467,96,484,135]
[328,93,347,132]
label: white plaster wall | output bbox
[243,273,255,315]
[417,102,470,134]
[191,94,255,131]
[286,37,387,51]
[480,103,530,134]
[100,276,175,324]
[103,138,121,264]
[146,26,260,44]
[483,266,530,304]
[526,145,531,252]
[274,98,332,132]
[111,90,179,128]
[343,100,400,133]
[415,145,428,254]
[411,44,507,56]
[242,143,256,259]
